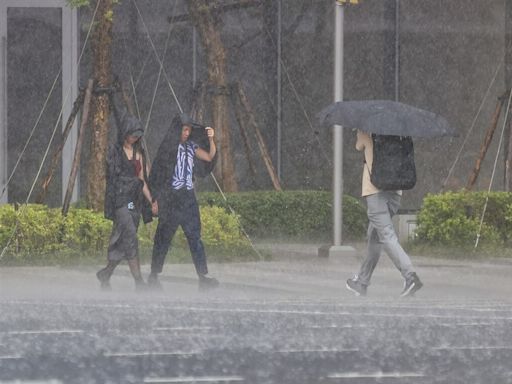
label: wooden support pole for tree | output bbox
[234,81,282,191]
[36,89,86,204]
[230,84,258,180]
[62,79,94,216]
[190,82,207,122]
[467,95,505,190]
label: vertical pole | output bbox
[319,0,354,257]
[192,27,197,89]
[0,2,8,203]
[277,0,282,180]
[62,5,79,204]
[505,0,512,190]
[332,1,344,246]
[394,0,400,102]
[0,34,7,204]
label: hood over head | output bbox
[109,90,143,144]
[180,113,204,130]
[149,112,217,196]
[167,113,208,145]
[120,114,144,141]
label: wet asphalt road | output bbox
[1,245,512,383]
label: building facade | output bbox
[0,0,509,209]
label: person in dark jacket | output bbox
[148,113,219,290]
[97,113,157,290]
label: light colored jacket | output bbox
[355,130,380,197]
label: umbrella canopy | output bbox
[317,100,456,138]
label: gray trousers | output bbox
[107,206,140,261]
[357,191,414,286]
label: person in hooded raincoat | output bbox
[96,111,157,291]
[148,113,219,290]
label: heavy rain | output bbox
[1,0,512,383]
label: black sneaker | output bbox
[346,277,367,296]
[147,273,163,291]
[198,274,219,291]
[96,269,111,291]
[400,272,423,297]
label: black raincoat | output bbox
[104,109,152,224]
[149,113,217,201]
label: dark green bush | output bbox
[415,191,512,250]
[197,190,367,240]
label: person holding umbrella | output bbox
[147,113,219,290]
[346,129,423,297]
[317,100,455,297]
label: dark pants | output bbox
[151,189,208,275]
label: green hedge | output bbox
[197,191,367,241]
[0,191,367,264]
[0,205,111,264]
[415,191,512,251]
[0,204,253,265]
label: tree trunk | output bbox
[187,0,238,192]
[87,0,114,211]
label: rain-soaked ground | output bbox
[1,243,512,384]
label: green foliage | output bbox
[197,190,367,240]
[137,205,255,262]
[62,208,112,252]
[0,203,254,265]
[199,206,251,248]
[0,192,365,265]
[0,204,111,264]
[66,0,91,8]
[104,9,114,22]
[0,205,64,262]
[415,191,511,250]
[0,204,17,250]
[66,0,120,8]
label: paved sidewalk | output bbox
[2,243,512,384]
[1,242,511,303]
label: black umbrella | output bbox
[317,100,455,138]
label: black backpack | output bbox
[369,134,416,191]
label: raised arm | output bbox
[195,127,217,162]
